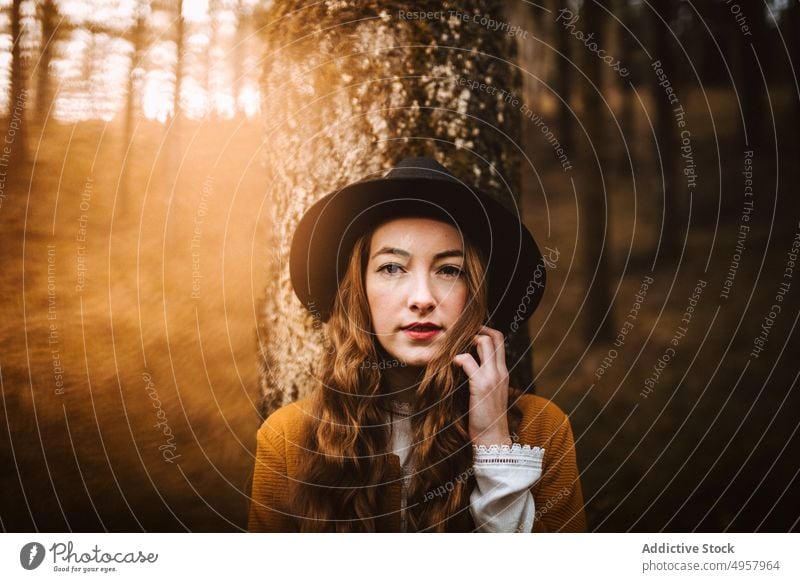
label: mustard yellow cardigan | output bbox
[248,393,587,532]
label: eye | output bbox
[438,265,464,278]
[377,263,405,275]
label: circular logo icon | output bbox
[20,542,46,570]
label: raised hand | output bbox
[453,325,513,447]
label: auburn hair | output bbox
[289,216,524,532]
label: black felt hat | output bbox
[289,156,547,335]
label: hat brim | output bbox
[289,176,546,335]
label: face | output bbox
[365,217,468,367]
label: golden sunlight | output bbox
[0,0,261,122]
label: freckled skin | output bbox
[365,217,467,367]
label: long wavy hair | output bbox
[289,216,524,532]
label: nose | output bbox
[408,271,436,314]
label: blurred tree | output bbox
[577,0,613,343]
[549,0,574,155]
[156,0,185,174]
[509,1,536,101]
[35,0,60,123]
[614,0,636,169]
[254,0,537,418]
[232,0,252,113]
[507,0,540,248]
[232,0,244,110]
[172,0,184,128]
[121,0,148,200]
[650,0,681,260]
[791,0,800,150]
[208,0,218,114]
[7,0,28,161]
[737,1,767,149]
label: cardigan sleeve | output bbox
[468,444,544,533]
[247,420,295,532]
[530,414,587,532]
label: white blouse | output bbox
[384,399,545,532]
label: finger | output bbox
[480,325,507,373]
[453,353,480,378]
[473,334,495,373]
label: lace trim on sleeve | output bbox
[472,443,545,468]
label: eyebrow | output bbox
[370,246,464,261]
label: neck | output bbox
[380,364,425,405]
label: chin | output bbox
[396,347,436,367]
[401,357,429,367]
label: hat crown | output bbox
[383,156,459,183]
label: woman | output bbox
[248,156,586,532]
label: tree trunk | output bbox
[255,1,536,418]
[232,3,244,115]
[206,0,216,117]
[577,0,613,344]
[122,4,147,203]
[36,0,58,124]
[614,0,636,170]
[170,0,185,160]
[8,0,28,162]
[504,0,547,391]
[792,1,800,153]
[651,0,680,260]
[549,0,573,155]
[738,1,768,149]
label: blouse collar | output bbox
[380,397,413,417]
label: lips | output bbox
[401,322,442,331]
[401,322,442,341]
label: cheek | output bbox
[365,277,391,332]
[443,281,469,314]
